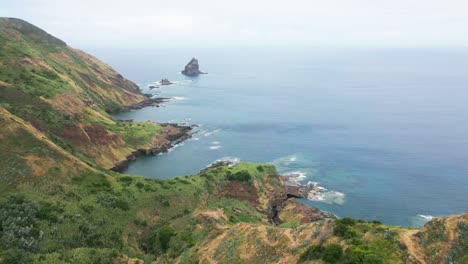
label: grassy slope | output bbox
[0,18,466,264]
[0,17,174,170]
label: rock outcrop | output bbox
[160,78,172,85]
[181,57,206,76]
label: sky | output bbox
[1,0,468,48]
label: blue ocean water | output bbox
[89,47,468,227]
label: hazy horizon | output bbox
[2,0,468,49]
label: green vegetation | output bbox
[226,170,252,185]
[104,121,162,147]
[0,163,276,263]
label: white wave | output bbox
[209,145,222,150]
[204,157,240,169]
[211,141,221,145]
[418,214,434,221]
[275,155,298,166]
[282,171,307,182]
[172,96,187,101]
[308,190,345,205]
[218,157,240,165]
[204,129,221,137]
[170,79,194,85]
[191,137,200,141]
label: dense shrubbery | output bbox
[96,193,130,211]
[298,244,324,262]
[0,195,43,252]
[0,195,61,253]
[299,244,343,263]
[323,244,344,263]
[143,225,176,255]
[344,245,383,264]
[226,170,252,184]
[334,217,358,239]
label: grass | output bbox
[0,162,275,262]
[103,121,163,147]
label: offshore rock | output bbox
[181,57,206,76]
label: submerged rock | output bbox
[182,57,206,76]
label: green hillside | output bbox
[0,18,466,264]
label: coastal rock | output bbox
[148,85,157,89]
[200,157,240,174]
[160,78,172,85]
[181,58,206,76]
[112,96,170,112]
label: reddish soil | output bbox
[218,181,259,206]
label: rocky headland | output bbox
[110,123,195,172]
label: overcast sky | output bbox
[1,0,468,48]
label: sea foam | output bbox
[209,145,222,150]
[418,214,434,221]
[204,129,221,137]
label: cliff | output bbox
[0,17,188,173]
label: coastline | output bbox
[109,96,196,173]
[110,123,194,173]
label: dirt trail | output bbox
[400,229,426,264]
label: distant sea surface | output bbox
[88,47,468,227]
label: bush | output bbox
[0,195,43,252]
[298,244,325,262]
[145,225,176,255]
[226,170,252,184]
[322,244,343,263]
[334,217,357,237]
[344,245,383,264]
[118,176,133,186]
[96,193,130,211]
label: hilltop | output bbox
[0,18,466,264]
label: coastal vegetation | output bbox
[0,17,466,263]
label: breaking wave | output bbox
[204,129,221,137]
[209,145,222,150]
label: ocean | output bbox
[88,47,468,227]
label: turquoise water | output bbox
[91,47,468,227]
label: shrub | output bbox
[298,244,325,262]
[96,193,130,211]
[0,195,43,252]
[226,170,252,184]
[145,225,176,255]
[344,245,383,264]
[118,176,133,186]
[162,200,170,207]
[334,217,357,237]
[322,244,343,263]
[136,182,145,189]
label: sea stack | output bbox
[181,57,206,76]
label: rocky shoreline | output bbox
[123,96,170,111]
[109,93,196,172]
[110,123,195,172]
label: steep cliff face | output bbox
[0,17,184,172]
